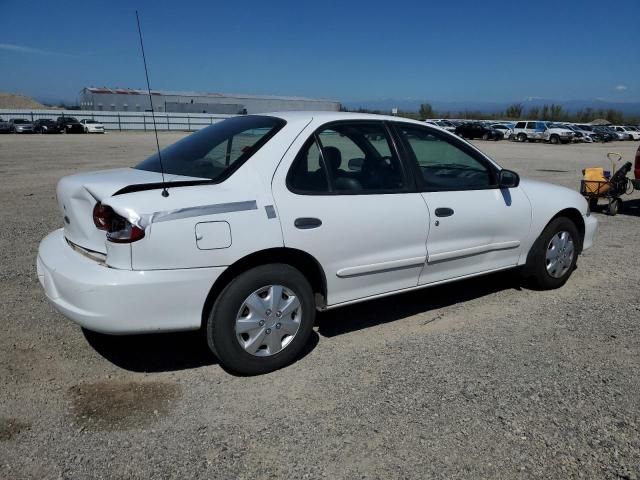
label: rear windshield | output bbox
[135,115,285,181]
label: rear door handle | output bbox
[294,217,322,229]
[434,207,454,217]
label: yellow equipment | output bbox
[582,167,609,194]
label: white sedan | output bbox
[79,119,105,134]
[613,126,640,141]
[37,112,597,374]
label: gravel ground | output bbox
[1,132,639,479]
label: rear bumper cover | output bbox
[37,229,225,334]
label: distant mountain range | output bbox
[343,98,640,115]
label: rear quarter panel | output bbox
[107,168,283,270]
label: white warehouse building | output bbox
[79,87,341,114]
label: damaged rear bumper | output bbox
[37,229,225,334]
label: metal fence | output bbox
[0,109,234,132]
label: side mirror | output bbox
[348,158,364,172]
[498,169,520,188]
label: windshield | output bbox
[13,119,29,124]
[85,120,98,124]
[135,115,286,181]
[60,117,78,122]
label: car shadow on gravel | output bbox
[82,328,320,374]
[620,198,640,217]
[82,329,217,373]
[591,198,640,217]
[316,270,521,337]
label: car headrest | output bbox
[322,147,342,172]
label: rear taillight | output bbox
[93,202,113,230]
[635,147,640,179]
[92,202,145,243]
[106,217,146,243]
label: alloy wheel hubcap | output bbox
[545,230,575,278]
[235,285,302,357]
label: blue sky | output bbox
[1,0,638,105]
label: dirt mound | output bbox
[0,92,46,109]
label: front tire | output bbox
[206,264,315,375]
[525,217,580,290]
[550,135,559,144]
[517,133,527,143]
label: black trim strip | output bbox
[114,179,214,196]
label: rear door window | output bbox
[288,122,406,194]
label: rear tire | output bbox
[608,198,621,216]
[524,217,580,290]
[482,132,490,140]
[206,264,315,375]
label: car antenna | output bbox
[136,10,169,198]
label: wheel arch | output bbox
[551,208,585,251]
[525,207,585,269]
[201,247,327,328]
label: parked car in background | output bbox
[37,112,596,374]
[592,126,617,142]
[0,117,12,133]
[512,121,546,142]
[602,126,627,140]
[33,119,62,134]
[543,123,575,144]
[574,125,604,142]
[56,116,84,134]
[424,120,457,133]
[10,119,34,133]
[628,126,640,139]
[80,119,106,134]
[491,124,513,140]
[612,126,639,140]
[455,122,503,140]
[569,124,602,143]
[557,124,589,142]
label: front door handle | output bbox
[434,207,454,217]
[294,217,322,229]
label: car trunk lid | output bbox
[56,168,203,253]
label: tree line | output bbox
[343,102,640,125]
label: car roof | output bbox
[263,111,428,127]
